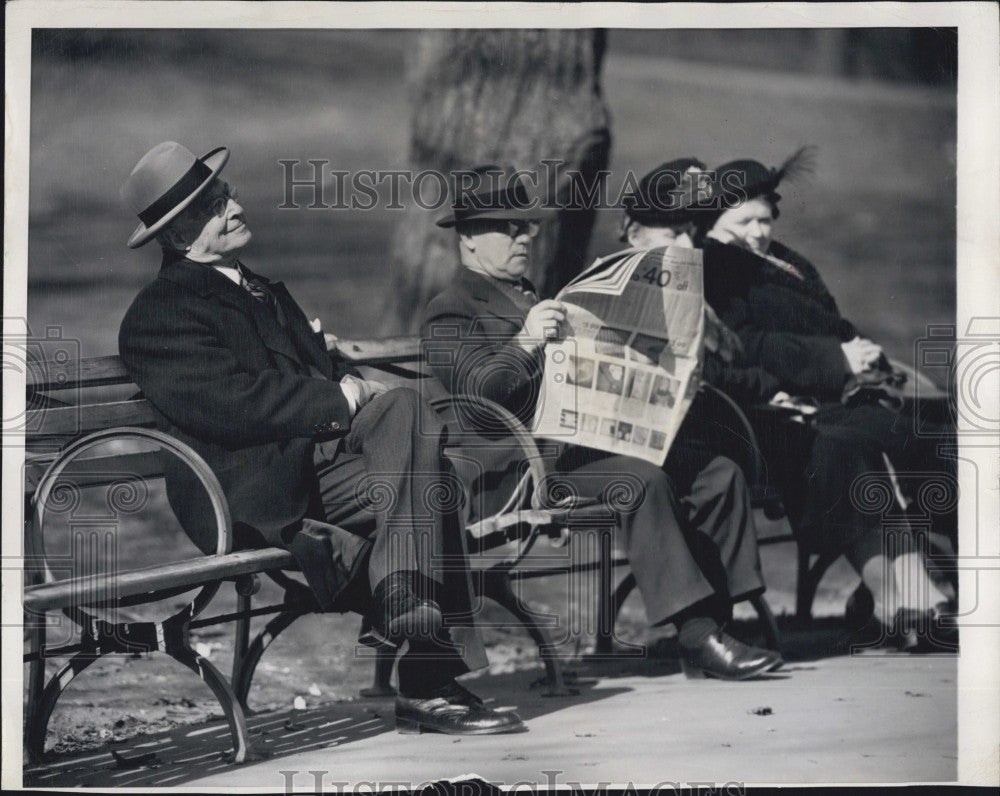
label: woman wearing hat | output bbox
[695,150,956,652]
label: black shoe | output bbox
[680,631,783,681]
[395,681,526,735]
[848,605,958,654]
[359,572,443,649]
[895,604,959,654]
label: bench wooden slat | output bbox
[24,547,296,613]
[27,354,133,392]
[26,400,157,436]
[26,337,424,392]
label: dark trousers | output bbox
[313,388,487,687]
[753,401,957,569]
[553,444,764,626]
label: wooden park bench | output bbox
[22,335,795,765]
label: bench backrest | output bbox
[23,337,425,490]
[25,336,423,435]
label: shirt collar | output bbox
[214,262,243,286]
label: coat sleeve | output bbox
[119,290,353,447]
[701,350,783,405]
[420,301,544,414]
[721,295,850,398]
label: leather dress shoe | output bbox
[396,681,526,735]
[358,572,443,649]
[680,630,783,681]
[895,604,958,654]
[849,604,958,654]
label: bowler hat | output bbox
[620,158,707,241]
[436,164,544,228]
[121,141,230,248]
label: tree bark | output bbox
[383,29,611,333]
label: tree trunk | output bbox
[383,29,611,333]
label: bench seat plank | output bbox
[24,547,296,613]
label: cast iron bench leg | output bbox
[169,642,256,764]
[478,569,578,697]
[595,572,639,655]
[24,619,46,745]
[25,653,99,764]
[797,549,839,623]
[750,593,782,652]
[230,592,253,697]
[234,608,307,714]
[359,646,397,697]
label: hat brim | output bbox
[436,206,549,229]
[126,146,230,248]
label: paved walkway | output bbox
[198,653,957,788]
[29,651,955,788]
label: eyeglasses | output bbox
[491,219,540,238]
[192,182,238,219]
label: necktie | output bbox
[240,268,278,313]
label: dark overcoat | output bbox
[119,256,369,609]
[703,238,860,400]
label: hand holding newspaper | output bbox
[532,245,705,465]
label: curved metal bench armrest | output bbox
[698,380,766,486]
[430,393,550,498]
[29,427,233,586]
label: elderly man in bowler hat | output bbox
[118,141,525,735]
[420,165,782,681]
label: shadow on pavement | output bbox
[24,668,630,788]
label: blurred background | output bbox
[28,28,957,365]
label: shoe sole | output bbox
[681,655,781,681]
[396,716,527,735]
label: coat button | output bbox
[330,422,340,430]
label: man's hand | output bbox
[339,374,391,415]
[516,300,567,352]
[841,336,883,375]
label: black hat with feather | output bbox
[694,146,816,232]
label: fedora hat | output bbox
[436,164,545,228]
[121,141,230,248]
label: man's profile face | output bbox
[172,179,252,260]
[707,197,774,255]
[462,220,534,281]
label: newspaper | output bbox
[532,245,705,465]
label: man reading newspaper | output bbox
[421,166,781,681]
